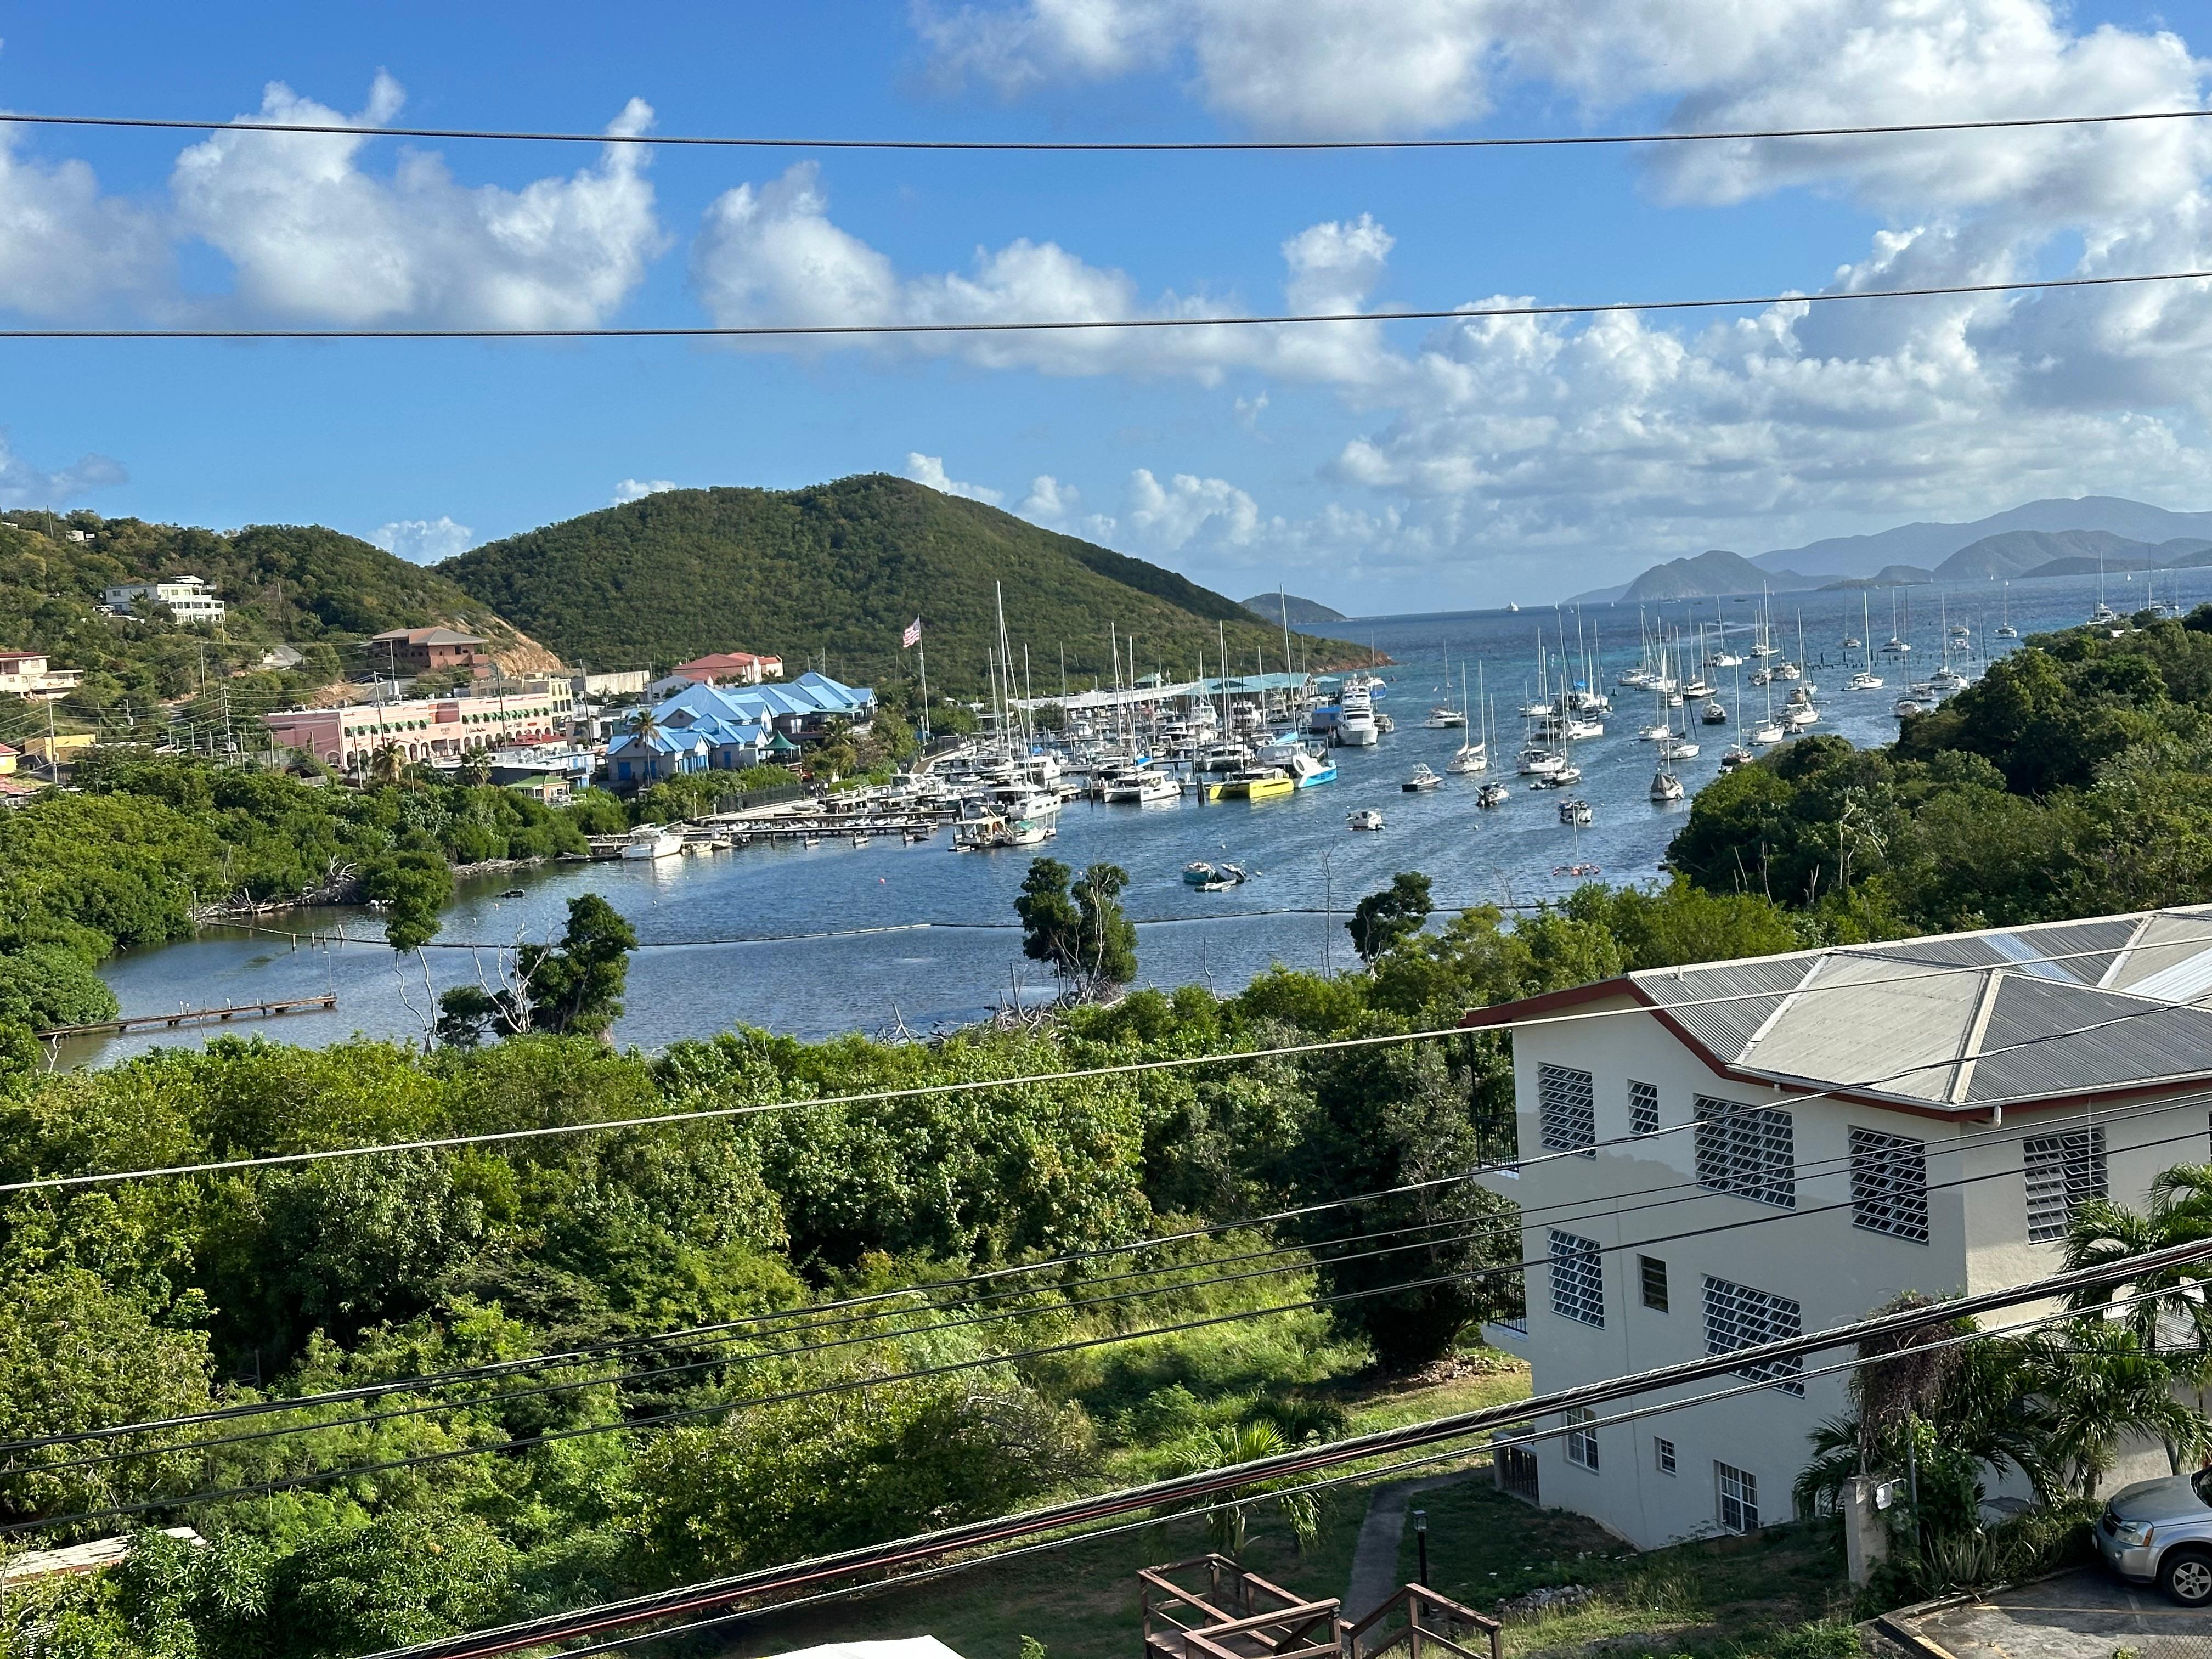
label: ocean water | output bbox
[60,568,2180,1064]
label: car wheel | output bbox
[2162,1547,2212,1607]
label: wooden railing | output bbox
[1138,1554,1345,1658]
[1344,1584,1502,1659]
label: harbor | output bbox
[53,570,2174,1066]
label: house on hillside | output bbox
[101,576,225,624]
[667,649,785,687]
[1465,905,2212,1550]
[0,651,83,701]
[368,626,491,678]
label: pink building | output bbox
[669,650,784,686]
[263,681,573,771]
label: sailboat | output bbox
[1883,589,1911,656]
[2089,543,2120,627]
[1848,592,1884,691]
[1650,669,1685,803]
[1995,580,2018,639]
[1447,662,1488,774]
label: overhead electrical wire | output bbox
[6,268,2212,340]
[430,1280,2192,1659]
[13,1075,2200,1462]
[19,914,2212,1197]
[359,1239,2212,1659]
[6,105,2212,153]
[13,1099,2204,1521]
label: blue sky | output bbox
[3,1,2209,611]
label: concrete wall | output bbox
[1482,1001,2203,1548]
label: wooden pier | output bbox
[38,995,340,1040]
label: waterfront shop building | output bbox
[603,673,874,786]
[101,576,226,624]
[1465,906,2212,1550]
[664,649,786,688]
[0,651,84,701]
[263,679,574,771]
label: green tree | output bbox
[364,849,453,951]
[1071,862,1138,994]
[1347,872,1433,963]
[518,894,637,1039]
[1153,1419,1322,1559]
[0,942,120,1030]
[1015,859,1082,986]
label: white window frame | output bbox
[1849,1126,1931,1244]
[1564,1408,1599,1471]
[1654,1436,1677,1476]
[1694,1096,1796,1208]
[2024,1127,2107,1242]
[1549,1229,1605,1328]
[1538,1063,1598,1156]
[1716,1460,1760,1532]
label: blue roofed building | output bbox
[601,673,875,787]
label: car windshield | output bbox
[2197,1468,2212,1507]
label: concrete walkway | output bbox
[1882,1568,2205,1659]
[1343,1473,1471,1624]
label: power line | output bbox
[359,1238,2212,1659]
[6,106,2211,154]
[5,267,2209,340]
[16,1099,2204,1509]
[22,913,2212,1195]
[474,1281,2188,1659]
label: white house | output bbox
[1465,905,2212,1549]
[0,651,84,701]
[103,576,225,624]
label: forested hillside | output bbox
[0,512,551,732]
[438,476,1359,692]
[1669,603,2212,929]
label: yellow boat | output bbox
[1206,766,1295,802]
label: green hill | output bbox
[1242,591,1348,625]
[0,511,550,736]
[437,476,1359,696]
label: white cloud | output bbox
[170,76,666,325]
[613,478,676,504]
[1124,468,1267,551]
[371,516,473,563]
[904,452,1004,504]
[0,129,170,317]
[0,439,127,507]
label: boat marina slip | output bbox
[69,571,2168,1063]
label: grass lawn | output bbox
[714,1360,1533,1659]
[1392,1480,1857,1659]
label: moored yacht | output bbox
[1649,768,1684,803]
[1402,763,1442,792]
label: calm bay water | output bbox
[64,568,2185,1064]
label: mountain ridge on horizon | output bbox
[1570,494,2212,604]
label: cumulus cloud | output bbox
[905,453,1005,504]
[0,439,127,507]
[0,131,170,317]
[1125,468,1268,551]
[372,516,474,563]
[614,478,676,504]
[170,75,665,325]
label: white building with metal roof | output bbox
[1462,905,2212,1550]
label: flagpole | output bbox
[917,633,931,745]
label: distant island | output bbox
[1571,495,2212,604]
[1240,592,1348,626]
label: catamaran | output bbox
[1996,580,2018,638]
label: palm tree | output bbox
[2064,1165,2212,1356]
[624,707,661,742]
[2023,1320,2212,1494]
[1153,1420,1322,1559]
[366,742,405,788]
[454,750,492,787]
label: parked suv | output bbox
[2096,1467,2212,1606]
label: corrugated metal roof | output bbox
[1613,904,2212,1108]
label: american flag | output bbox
[901,617,923,648]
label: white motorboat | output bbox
[1424,705,1467,729]
[1719,744,1754,772]
[1783,703,1819,730]
[1002,817,1056,847]
[621,828,682,860]
[1528,764,1582,789]
[1847,670,1883,691]
[1335,686,1380,747]
[1558,797,1594,826]
[1347,806,1386,832]
[1649,769,1684,803]
[1894,695,1930,718]
[1927,667,1968,696]
[1476,781,1510,809]
[1284,749,1338,788]
[1105,768,1178,804]
[1709,651,1744,669]
[1773,661,1802,682]
[1543,713,1605,741]
[1637,723,1672,742]
[1402,764,1442,793]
